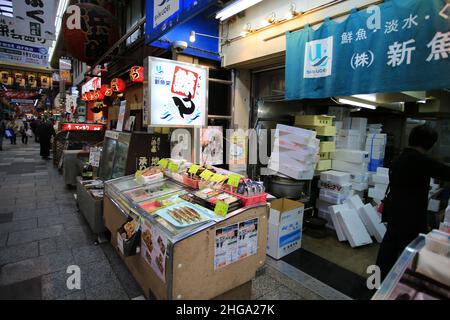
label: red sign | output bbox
[171,66,199,99]
[61,123,104,131]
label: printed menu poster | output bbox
[200,126,223,166]
[141,220,168,282]
[89,147,101,167]
[214,224,238,269]
[214,218,259,270]
[238,218,259,260]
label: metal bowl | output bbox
[266,175,307,199]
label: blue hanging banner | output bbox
[285,0,450,100]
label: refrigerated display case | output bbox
[103,170,269,300]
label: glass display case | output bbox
[98,130,170,181]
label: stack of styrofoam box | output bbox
[295,115,336,172]
[368,167,389,203]
[365,133,387,172]
[295,115,336,171]
[336,129,361,150]
[331,149,369,174]
[328,106,350,121]
[350,171,371,198]
[342,117,368,150]
[327,195,373,247]
[316,170,353,232]
[268,124,320,180]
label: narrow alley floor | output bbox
[0,140,349,300]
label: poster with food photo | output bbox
[214,224,238,270]
[200,126,223,166]
[141,220,168,282]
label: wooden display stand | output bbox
[103,195,268,300]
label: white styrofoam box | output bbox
[337,210,373,248]
[358,204,386,242]
[274,136,320,153]
[372,174,389,185]
[368,187,385,200]
[320,170,351,185]
[335,121,343,131]
[367,133,387,142]
[365,148,385,160]
[318,180,352,194]
[282,150,319,163]
[374,183,388,194]
[350,172,370,183]
[319,189,351,205]
[352,182,369,191]
[365,140,386,149]
[332,159,368,173]
[336,140,361,150]
[427,199,440,212]
[270,152,317,169]
[343,117,368,131]
[268,159,315,180]
[267,199,304,259]
[276,124,317,140]
[332,149,369,164]
[376,167,389,176]
[344,195,365,211]
[337,129,360,137]
[439,222,450,234]
[329,204,349,241]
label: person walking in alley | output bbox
[20,121,30,144]
[6,117,18,145]
[0,116,7,151]
[30,117,41,142]
[36,119,55,160]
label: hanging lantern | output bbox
[82,93,89,101]
[111,78,126,92]
[130,66,144,83]
[88,91,97,101]
[100,84,109,96]
[95,89,105,101]
[104,86,113,97]
[62,3,120,64]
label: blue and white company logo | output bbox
[303,36,333,78]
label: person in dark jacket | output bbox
[30,117,41,142]
[36,120,55,160]
[376,124,450,281]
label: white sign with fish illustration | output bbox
[146,57,208,127]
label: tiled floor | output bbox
[0,140,349,300]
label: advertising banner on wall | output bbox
[0,16,51,47]
[285,0,450,100]
[0,40,48,68]
[12,0,57,40]
[144,57,208,127]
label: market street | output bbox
[0,142,347,300]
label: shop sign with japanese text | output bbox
[60,123,104,131]
[0,40,48,67]
[12,0,56,40]
[286,0,450,100]
[0,16,50,47]
[144,57,208,127]
[145,0,216,44]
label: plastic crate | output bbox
[295,115,334,127]
[182,175,202,189]
[223,190,267,207]
[319,141,336,153]
[316,159,332,171]
[302,125,336,136]
[319,152,330,160]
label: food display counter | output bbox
[103,163,269,299]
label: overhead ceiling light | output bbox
[338,98,377,110]
[286,3,300,19]
[351,94,377,102]
[189,30,226,43]
[189,31,196,43]
[417,99,427,104]
[216,0,264,21]
[266,12,276,24]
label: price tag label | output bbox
[168,162,179,173]
[158,158,169,168]
[214,200,229,217]
[188,164,201,175]
[227,174,241,188]
[210,173,225,183]
[199,169,214,180]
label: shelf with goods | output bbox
[103,159,269,300]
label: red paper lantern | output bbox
[88,91,96,101]
[111,78,126,92]
[94,89,105,101]
[62,3,120,64]
[100,84,109,96]
[82,93,89,101]
[130,66,144,83]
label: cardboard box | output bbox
[332,159,368,173]
[320,170,351,185]
[332,149,369,164]
[267,199,304,259]
[295,115,334,127]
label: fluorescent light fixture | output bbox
[351,94,377,102]
[338,98,377,110]
[34,99,38,107]
[189,31,196,43]
[417,99,427,104]
[216,0,263,21]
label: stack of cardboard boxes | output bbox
[366,133,387,172]
[295,115,335,172]
[268,124,320,180]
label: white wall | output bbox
[220,0,381,68]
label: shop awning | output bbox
[285,0,450,100]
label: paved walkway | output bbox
[0,140,348,300]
